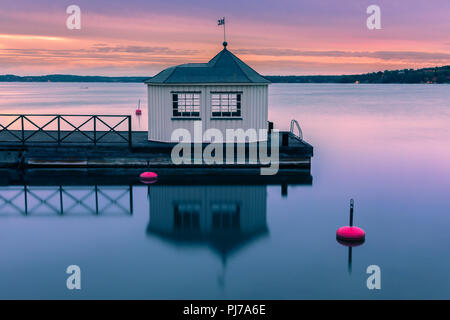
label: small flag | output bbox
[218,18,225,26]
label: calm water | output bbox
[0,83,449,299]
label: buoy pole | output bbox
[349,198,354,227]
[336,198,365,242]
[348,247,352,274]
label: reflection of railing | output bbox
[0,114,132,147]
[0,185,133,216]
[290,119,303,141]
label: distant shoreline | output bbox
[1,65,449,84]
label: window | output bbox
[211,93,241,118]
[212,203,240,230]
[172,93,200,118]
[174,203,200,230]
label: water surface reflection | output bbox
[147,185,269,284]
[0,185,133,216]
[0,168,316,297]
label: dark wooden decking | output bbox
[0,130,310,148]
[0,130,313,171]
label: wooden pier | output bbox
[0,114,313,174]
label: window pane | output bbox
[173,92,201,117]
[211,93,242,118]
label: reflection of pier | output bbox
[0,185,133,216]
[0,168,312,188]
[147,185,268,263]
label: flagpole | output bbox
[218,17,226,45]
[223,17,226,43]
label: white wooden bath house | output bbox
[144,42,271,142]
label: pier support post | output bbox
[282,132,289,146]
[268,121,273,134]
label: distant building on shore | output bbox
[144,42,270,142]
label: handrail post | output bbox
[128,116,132,148]
[93,116,97,145]
[21,115,24,145]
[57,115,61,145]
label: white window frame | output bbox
[211,92,242,118]
[172,92,201,118]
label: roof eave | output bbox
[145,82,270,86]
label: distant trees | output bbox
[264,66,450,84]
[1,66,449,83]
[0,75,149,83]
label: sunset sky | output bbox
[0,0,449,76]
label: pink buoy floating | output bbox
[140,171,158,184]
[336,199,366,242]
[336,226,365,242]
[336,199,365,274]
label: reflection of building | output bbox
[147,185,268,262]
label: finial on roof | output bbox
[223,41,228,49]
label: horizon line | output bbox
[1,64,449,79]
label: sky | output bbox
[0,0,449,76]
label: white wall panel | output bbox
[148,84,268,142]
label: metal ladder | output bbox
[290,119,303,141]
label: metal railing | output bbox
[290,119,303,141]
[0,114,132,147]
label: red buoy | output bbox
[140,171,158,184]
[336,199,365,242]
[336,226,365,242]
[135,99,142,115]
